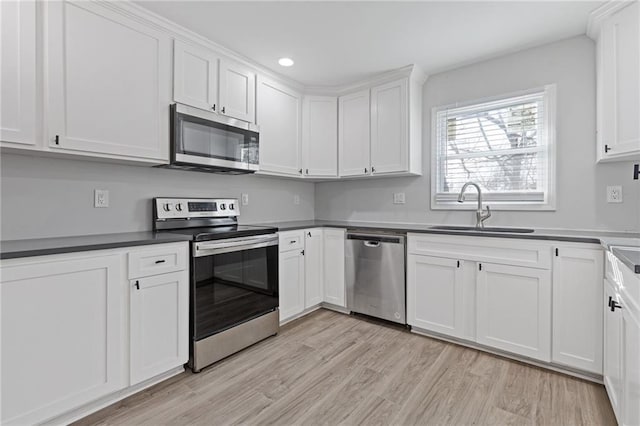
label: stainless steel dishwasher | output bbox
[346,231,406,324]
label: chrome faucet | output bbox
[457,182,491,229]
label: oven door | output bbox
[192,234,278,341]
[171,103,259,172]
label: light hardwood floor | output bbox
[76,309,616,426]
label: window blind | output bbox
[434,87,553,205]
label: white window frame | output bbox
[430,85,557,211]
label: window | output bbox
[431,85,556,210]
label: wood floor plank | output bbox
[75,309,616,426]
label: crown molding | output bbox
[587,0,636,39]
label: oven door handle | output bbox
[194,234,278,256]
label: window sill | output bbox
[431,201,556,212]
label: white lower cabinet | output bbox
[0,242,189,425]
[322,228,346,308]
[622,301,640,426]
[407,255,468,338]
[476,262,551,362]
[278,243,306,321]
[1,253,125,425]
[130,270,189,386]
[304,229,324,307]
[604,277,623,420]
[279,228,346,322]
[552,246,603,373]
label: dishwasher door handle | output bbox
[364,241,381,248]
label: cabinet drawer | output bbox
[279,231,304,252]
[408,233,552,270]
[128,243,188,279]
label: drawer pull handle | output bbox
[134,280,140,290]
[155,259,166,264]
[290,240,296,244]
[611,301,622,312]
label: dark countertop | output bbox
[611,247,640,274]
[0,232,193,260]
[252,219,640,247]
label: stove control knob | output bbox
[175,203,184,211]
[220,203,226,210]
[229,203,235,210]
[163,203,173,212]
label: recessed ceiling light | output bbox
[278,57,294,67]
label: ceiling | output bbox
[137,1,604,87]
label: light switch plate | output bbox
[94,189,109,208]
[241,193,249,206]
[607,186,623,203]
[393,193,406,204]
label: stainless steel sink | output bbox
[430,225,535,233]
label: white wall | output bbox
[315,36,640,232]
[0,153,315,240]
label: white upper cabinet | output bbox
[592,1,640,161]
[173,40,219,113]
[302,96,338,177]
[0,0,37,147]
[551,245,603,374]
[339,89,371,177]
[370,79,408,174]
[219,58,256,122]
[257,76,302,176]
[46,1,171,162]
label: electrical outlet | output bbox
[293,194,300,205]
[607,186,623,203]
[393,193,406,204]
[94,189,109,208]
[241,193,249,206]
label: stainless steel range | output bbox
[153,197,279,372]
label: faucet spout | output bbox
[457,182,491,228]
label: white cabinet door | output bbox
[302,96,338,177]
[370,78,408,175]
[219,58,255,122]
[476,263,551,361]
[304,228,324,307]
[339,89,370,177]
[0,0,37,147]
[173,40,218,113]
[257,76,302,176]
[279,248,305,321]
[622,300,640,426]
[323,228,346,307]
[1,253,125,425]
[552,246,604,374]
[130,270,189,386]
[407,254,466,338]
[46,1,170,161]
[598,1,640,161]
[604,277,624,422]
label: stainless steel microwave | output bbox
[167,103,259,174]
